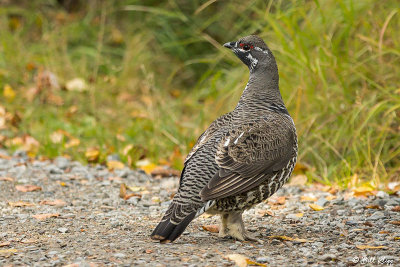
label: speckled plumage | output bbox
[151,35,297,243]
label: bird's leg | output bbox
[219,211,259,242]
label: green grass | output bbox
[0,0,399,187]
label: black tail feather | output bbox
[150,212,196,243]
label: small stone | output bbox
[345,220,358,226]
[113,253,126,258]
[368,211,385,220]
[256,257,268,263]
[229,245,238,250]
[54,156,70,169]
[316,197,328,207]
[385,199,398,206]
[319,254,336,261]
[376,191,389,198]
[107,154,121,162]
[57,227,69,233]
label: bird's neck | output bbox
[236,64,285,110]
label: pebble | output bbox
[57,227,69,233]
[368,211,385,220]
[256,257,268,263]
[319,253,336,261]
[316,197,328,207]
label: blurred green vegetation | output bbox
[0,0,399,187]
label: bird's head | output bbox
[223,35,274,72]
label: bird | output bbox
[151,35,297,243]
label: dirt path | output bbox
[0,152,399,266]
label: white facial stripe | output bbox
[253,46,268,54]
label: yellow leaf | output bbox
[309,204,324,211]
[136,159,157,174]
[295,213,304,218]
[356,245,387,250]
[59,181,67,187]
[85,147,100,162]
[8,201,35,207]
[3,84,16,102]
[268,235,311,243]
[0,248,17,254]
[300,195,317,202]
[107,160,125,170]
[394,237,400,240]
[65,138,80,148]
[39,199,66,206]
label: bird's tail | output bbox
[151,202,197,243]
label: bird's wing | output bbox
[184,113,232,165]
[200,116,296,201]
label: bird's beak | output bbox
[223,42,236,49]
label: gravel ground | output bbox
[0,150,399,267]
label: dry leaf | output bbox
[0,248,17,254]
[202,224,219,233]
[122,144,134,155]
[394,237,400,240]
[120,183,127,198]
[0,177,13,182]
[65,138,80,148]
[0,242,10,247]
[295,213,304,218]
[15,185,42,192]
[325,195,336,201]
[136,159,157,174]
[0,153,12,160]
[300,195,317,202]
[257,210,274,217]
[150,167,181,178]
[225,254,248,267]
[392,206,400,212]
[288,175,307,186]
[365,205,382,209]
[107,160,125,170]
[85,147,100,162]
[39,199,66,206]
[353,184,375,197]
[32,213,60,221]
[8,201,35,207]
[309,204,324,211]
[268,235,311,242]
[356,245,387,250]
[293,162,309,173]
[389,221,400,225]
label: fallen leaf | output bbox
[288,174,307,186]
[0,153,12,160]
[15,185,42,192]
[225,254,249,267]
[0,248,17,254]
[119,183,127,198]
[269,196,286,205]
[85,147,100,162]
[356,245,387,250]
[65,137,80,148]
[32,213,60,221]
[293,162,309,173]
[126,185,146,192]
[145,249,153,254]
[353,184,375,197]
[379,231,390,234]
[295,213,304,218]
[59,181,67,187]
[3,84,16,102]
[268,235,311,243]
[8,201,35,207]
[257,210,274,217]
[136,159,157,174]
[389,221,400,225]
[122,144,134,155]
[309,203,324,211]
[394,237,400,240]
[246,259,267,267]
[0,177,13,182]
[39,199,66,206]
[365,205,382,209]
[300,195,317,202]
[107,160,124,170]
[392,206,400,212]
[325,195,336,201]
[202,224,219,233]
[151,167,181,178]
[0,241,10,247]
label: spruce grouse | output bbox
[151,35,298,243]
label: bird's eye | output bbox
[239,43,253,51]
